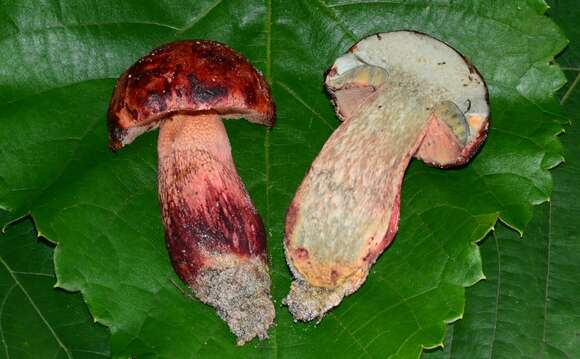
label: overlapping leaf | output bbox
[428,1,580,357]
[0,1,568,357]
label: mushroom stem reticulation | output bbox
[157,114,273,343]
[107,41,276,344]
[283,31,490,321]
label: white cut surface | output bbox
[330,31,489,120]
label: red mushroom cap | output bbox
[108,40,275,150]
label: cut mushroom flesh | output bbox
[284,31,490,321]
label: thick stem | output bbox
[157,114,274,344]
[284,82,439,320]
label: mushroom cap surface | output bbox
[108,40,275,150]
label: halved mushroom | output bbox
[108,40,276,344]
[283,31,490,321]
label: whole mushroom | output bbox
[108,40,276,344]
[284,31,490,321]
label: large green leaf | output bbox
[427,0,580,357]
[0,217,110,359]
[0,1,567,357]
[428,201,580,358]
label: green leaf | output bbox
[0,1,567,357]
[426,0,580,357]
[0,217,110,359]
[426,122,580,359]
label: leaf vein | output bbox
[11,271,54,278]
[315,0,357,41]
[0,256,73,358]
[0,284,16,359]
[540,197,553,351]
[326,0,557,43]
[488,232,501,359]
[330,313,372,359]
[276,81,334,129]
[0,21,180,43]
[176,0,224,35]
[561,72,580,105]
[0,78,115,108]
[264,1,278,357]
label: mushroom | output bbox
[108,40,276,344]
[283,31,490,321]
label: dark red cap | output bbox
[108,40,275,150]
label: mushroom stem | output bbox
[157,114,274,344]
[284,76,466,320]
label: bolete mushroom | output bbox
[284,31,490,321]
[108,40,276,344]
